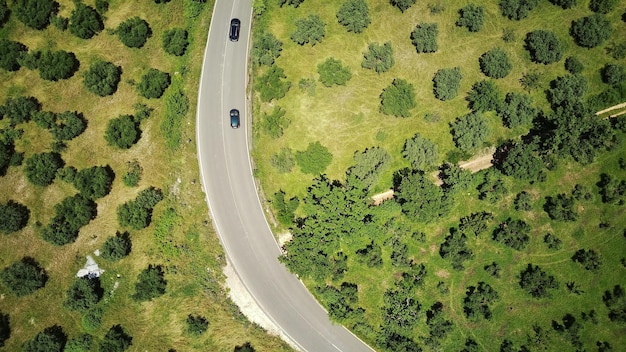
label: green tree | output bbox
[546,74,587,109]
[162,28,188,56]
[105,115,139,149]
[2,95,41,125]
[81,308,103,332]
[379,78,416,117]
[137,68,171,99]
[395,169,449,223]
[0,200,30,234]
[116,17,152,48]
[122,160,142,187]
[260,106,289,138]
[83,60,122,96]
[439,228,473,270]
[525,30,563,65]
[382,288,421,335]
[41,194,97,245]
[64,334,92,352]
[484,262,501,278]
[456,4,485,32]
[514,191,533,211]
[133,264,167,301]
[346,146,391,189]
[0,141,20,176]
[0,257,47,296]
[463,282,499,320]
[45,111,86,141]
[24,152,64,186]
[564,56,584,74]
[544,193,578,221]
[479,48,512,79]
[571,249,601,271]
[450,112,490,153]
[278,0,304,7]
[64,277,102,311]
[390,0,415,12]
[467,80,502,112]
[22,325,66,352]
[597,173,626,205]
[402,133,438,170]
[570,14,612,48]
[458,211,494,236]
[13,0,58,30]
[117,187,163,229]
[602,285,626,324]
[548,0,577,9]
[0,0,9,27]
[492,218,531,250]
[0,311,9,347]
[37,50,80,81]
[433,67,463,101]
[601,63,626,86]
[255,65,291,102]
[273,190,299,226]
[496,142,544,182]
[355,241,383,268]
[291,15,325,46]
[519,264,559,298]
[497,92,538,128]
[477,169,508,203]
[72,165,115,199]
[68,2,103,39]
[318,57,352,87]
[251,32,282,66]
[101,231,132,261]
[589,0,618,14]
[361,41,394,74]
[295,141,333,175]
[411,23,438,53]
[99,325,132,352]
[0,39,28,71]
[499,0,539,20]
[439,163,473,194]
[424,302,453,346]
[185,314,209,335]
[336,0,370,33]
[519,71,542,92]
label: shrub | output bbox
[544,193,578,221]
[497,143,544,182]
[499,0,539,20]
[439,229,473,270]
[466,80,502,112]
[497,92,538,128]
[589,0,618,14]
[601,63,626,86]
[122,160,142,187]
[463,282,499,320]
[379,78,416,117]
[0,39,28,71]
[117,187,163,229]
[270,147,295,173]
[13,0,58,30]
[602,285,626,324]
[83,60,122,96]
[0,200,30,234]
[99,325,132,352]
[116,17,152,48]
[185,314,209,335]
[390,0,415,12]
[72,165,114,199]
[49,111,87,141]
[0,311,10,347]
[261,106,290,138]
[433,67,463,101]
[291,15,325,46]
[546,74,587,109]
[544,233,562,250]
[101,232,132,261]
[133,264,167,301]
[572,249,602,271]
[519,264,559,298]
[22,325,66,352]
[456,4,485,32]
[0,0,8,27]
[479,48,512,78]
[251,31,282,66]
[402,133,438,170]
[525,30,563,64]
[273,190,299,226]
[68,3,103,39]
[1,257,47,296]
[64,334,93,352]
[492,218,531,250]
[64,277,103,311]
[137,68,171,99]
[255,65,291,102]
[105,115,139,149]
[361,41,394,73]
[24,152,64,186]
[295,141,333,175]
[318,57,352,87]
[162,28,188,56]
[450,112,490,153]
[278,0,304,7]
[336,0,370,33]
[2,95,40,125]
[37,50,80,81]
[564,56,583,74]
[81,308,103,331]
[411,23,438,53]
[570,14,612,48]
[41,194,97,245]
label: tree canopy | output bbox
[24,152,64,187]
[254,65,291,102]
[411,23,438,53]
[525,30,563,64]
[251,32,282,66]
[291,15,325,46]
[497,92,538,128]
[117,187,163,229]
[346,147,391,190]
[519,264,559,298]
[83,60,122,96]
[116,17,152,48]
[22,325,66,352]
[379,78,416,117]
[466,80,502,112]
[99,325,132,352]
[41,194,97,245]
[499,0,539,20]
[37,50,80,81]
[570,14,612,48]
[133,264,167,301]
[395,169,449,223]
[101,232,132,261]
[64,277,103,311]
[0,200,30,234]
[390,0,415,13]
[72,165,115,199]
[162,28,188,56]
[137,68,171,99]
[13,0,58,30]
[317,57,352,87]
[295,141,333,175]
[479,48,512,79]
[492,218,531,250]
[0,39,28,72]
[336,0,370,33]
[68,2,104,39]
[433,67,462,101]
[450,112,490,153]
[402,133,438,171]
[0,257,47,297]
[105,115,140,149]
[456,4,485,32]
[361,42,394,74]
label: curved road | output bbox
[195,1,374,351]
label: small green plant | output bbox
[122,160,142,187]
[185,314,209,335]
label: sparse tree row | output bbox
[257,0,626,350]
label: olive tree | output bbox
[83,60,122,96]
[68,2,103,39]
[379,78,416,117]
[0,39,28,72]
[479,48,512,79]
[570,14,612,48]
[361,42,394,73]
[433,67,462,101]
[0,200,30,234]
[116,17,152,48]
[162,28,189,56]
[318,57,352,87]
[291,15,325,46]
[1,257,47,297]
[336,0,370,33]
[456,4,485,32]
[525,30,563,64]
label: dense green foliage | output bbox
[317,57,352,87]
[2,95,40,125]
[116,17,152,48]
[467,80,502,112]
[295,141,333,175]
[122,160,142,187]
[101,232,132,261]
[570,14,612,48]
[463,282,499,320]
[0,39,28,72]
[105,115,140,149]
[68,3,103,39]
[600,63,626,86]
[23,152,63,186]
[278,0,304,7]
[13,0,58,30]
[255,65,291,102]
[346,147,391,190]
[411,23,438,53]
[22,325,66,352]
[499,0,539,20]
[162,28,188,56]
[291,15,325,46]
[83,60,122,96]
[519,264,559,298]
[41,194,97,245]
[432,67,462,101]
[251,32,282,66]
[497,92,538,128]
[439,229,473,270]
[273,190,299,226]
[33,111,87,141]
[479,47,512,79]
[336,0,370,33]
[361,41,394,74]
[401,133,438,170]
[496,142,544,182]
[137,68,171,99]
[64,334,93,352]
[571,249,601,271]
[185,314,209,335]
[261,106,290,138]
[395,169,449,223]
[117,187,163,229]
[589,0,619,14]
[1,257,47,297]
[64,277,103,311]
[0,311,9,347]
[492,218,531,250]
[133,264,166,301]
[456,4,484,32]
[0,200,30,234]
[99,325,132,352]
[602,285,626,324]
[36,50,80,81]
[525,30,563,64]
[449,112,490,153]
[379,78,415,117]
[548,0,578,9]
[564,56,584,74]
[72,165,114,199]
[390,0,415,12]
[0,0,9,28]
[544,193,578,221]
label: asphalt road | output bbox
[195,1,374,351]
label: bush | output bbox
[133,264,167,301]
[479,48,512,79]
[466,80,502,112]
[411,23,438,53]
[463,282,499,320]
[270,147,295,173]
[439,229,473,270]
[291,15,325,46]
[116,17,152,48]
[72,165,115,199]
[564,56,583,74]
[0,39,28,71]
[450,112,490,153]
[24,152,64,186]
[278,0,304,7]
[37,50,80,81]
[544,233,562,250]
[572,249,602,271]
[99,325,132,352]
[439,163,474,194]
[456,4,485,32]
[336,0,370,33]
[0,200,30,234]
[379,78,416,117]
[137,68,171,99]
[514,191,533,211]
[0,141,21,176]
[185,314,209,335]
[22,325,66,352]
[492,218,531,250]
[273,190,299,226]
[519,264,558,298]
[254,65,291,102]
[497,92,538,128]
[83,60,122,96]
[2,95,40,125]
[0,257,47,296]
[396,169,450,223]
[122,160,142,186]
[390,0,415,12]
[318,57,352,87]
[497,143,544,182]
[544,193,578,221]
[0,311,9,347]
[602,285,626,324]
[64,277,103,311]
[0,0,8,28]
[48,111,87,141]
[601,63,626,86]
[589,0,618,14]
[546,74,587,109]
[525,30,563,64]
[64,334,93,352]
[68,3,103,39]
[361,41,394,73]
[117,187,163,229]
[261,106,290,138]
[162,28,188,56]
[499,0,539,20]
[81,307,103,331]
[251,31,282,66]
[105,115,139,149]
[295,141,333,175]
[433,67,462,101]
[13,0,58,30]
[41,194,97,245]
[101,232,132,261]
[570,14,612,48]
[402,133,438,170]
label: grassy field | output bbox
[0,1,291,351]
[252,0,626,350]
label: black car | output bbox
[230,109,240,128]
[229,18,240,42]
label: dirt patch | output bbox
[595,101,626,115]
[371,189,394,205]
[458,147,496,173]
[435,269,450,279]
